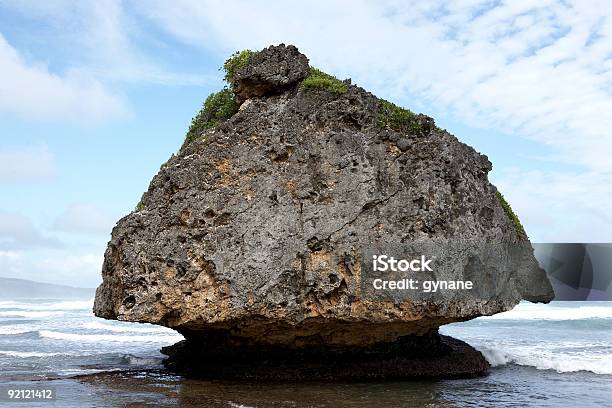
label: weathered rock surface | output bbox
[233,44,309,102]
[94,44,554,378]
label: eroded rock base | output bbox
[161,332,489,381]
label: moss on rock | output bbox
[180,50,256,151]
[182,88,238,151]
[301,67,348,94]
[496,190,527,240]
[135,195,145,212]
[378,99,422,133]
[223,50,255,86]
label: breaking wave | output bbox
[0,350,69,358]
[38,330,183,343]
[482,303,612,321]
[0,311,64,318]
[479,346,612,375]
[0,299,93,311]
[81,321,174,334]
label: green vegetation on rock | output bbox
[223,50,255,86]
[301,67,348,94]
[181,88,238,151]
[135,197,145,212]
[181,49,256,151]
[378,99,422,133]
[496,190,527,240]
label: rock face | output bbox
[94,44,553,379]
[233,44,309,102]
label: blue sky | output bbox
[1,0,611,287]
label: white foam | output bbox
[0,299,93,311]
[228,403,255,408]
[478,346,612,375]
[0,326,34,335]
[0,350,67,358]
[481,303,612,321]
[39,330,183,343]
[82,321,175,334]
[0,311,64,318]
[126,355,164,365]
[479,347,511,366]
[57,368,121,376]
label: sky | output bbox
[1,0,611,287]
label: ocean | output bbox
[0,300,611,407]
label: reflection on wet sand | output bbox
[76,369,449,407]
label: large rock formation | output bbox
[94,44,553,379]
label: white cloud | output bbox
[0,33,127,123]
[53,203,116,235]
[495,169,612,242]
[0,211,62,250]
[81,0,215,85]
[0,0,215,87]
[0,250,102,287]
[0,206,105,286]
[0,144,55,182]
[37,253,103,286]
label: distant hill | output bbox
[0,277,94,300]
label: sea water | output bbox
[0,300,611,407]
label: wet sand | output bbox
[75,369,456,407]
[4,364,610,407]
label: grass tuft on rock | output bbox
[301,67,348,94]
[378,99,422,133]
[223,49,255,85]
[181,88,238,151]
[135,195,145,212]
[181,50,255,151]
[496,190,527,240]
